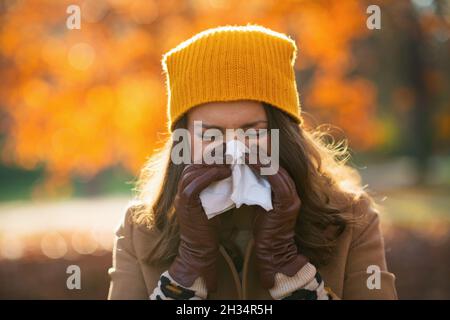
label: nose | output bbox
[223,141,234,164]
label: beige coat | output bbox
[107,195,398,300]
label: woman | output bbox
[107,25,397,300]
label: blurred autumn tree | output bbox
[0,0,448,197]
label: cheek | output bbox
[264,137,272,157]
[190,135,223,162]
[247,132,271,156]
[190,134,203,162]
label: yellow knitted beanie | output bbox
[162,24,302,131]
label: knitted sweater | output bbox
[149,206,335,300]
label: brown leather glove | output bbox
[168,163,231,293]
[247,156,309,290]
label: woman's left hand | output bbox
[246,155,309,290]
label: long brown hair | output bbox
[132,102,372,267]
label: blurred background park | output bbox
[0,0,449,299]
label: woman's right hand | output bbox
[168,163,231,293]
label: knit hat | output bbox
[161,24,302,131]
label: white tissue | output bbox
[199,139,273,219]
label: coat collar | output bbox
[208,235,272,300]
[211,205,273,299]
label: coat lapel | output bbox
[242,237,273,299]
[215,235,273,300]
[207,245,242,299]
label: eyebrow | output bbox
[199,120,268,130]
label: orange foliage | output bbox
[0,0,378,192]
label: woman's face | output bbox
[186,100,269,162]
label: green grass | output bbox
[0,164,135,202]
